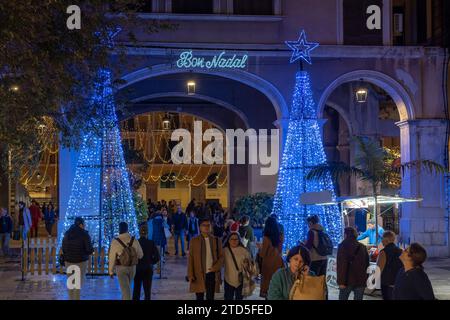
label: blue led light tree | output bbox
[59,69,137,249]
[272,30,343,251]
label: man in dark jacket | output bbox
[133,224,160,300]
[172,205,188,256]
[62,217,94,300]
[337,227,370,300]
[0,208,13,257]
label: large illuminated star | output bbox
[285,30,319,64]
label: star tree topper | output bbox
[285,30,319,64]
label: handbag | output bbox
[242,258,257,297]
[289,267,326,300]
[164,227,172,239]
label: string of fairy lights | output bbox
[121,112,228,187]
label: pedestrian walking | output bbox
[257,216,284,298]
[44,203,56,237]
[212,210,225,238]
[161,208,172,256]
[393,243,435,300]
[0,208,13,258]
[150,211,167,257]
[223,232,252,300]
[172,205,188,256]
[108,222,143,300]
[377,231,403,300]
[133,224,160,300]
[238,215,255,257]
[187,210,199,250]
[304,214,333,277]
[29,200,42,238]
[61,217,94,300]
[187,218,224,301]
[337,227,370,300]
[18,201,32,240]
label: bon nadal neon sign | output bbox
[176,50,248,69]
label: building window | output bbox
[172,0,213,14]
[233,0,273,15]
[160,173,176,189]
[343,0,383,45]
[207,173,218,189]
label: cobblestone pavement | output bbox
[0,251,448,300]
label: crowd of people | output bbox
[59,197,436,301]
[0,200,58,259]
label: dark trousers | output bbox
[310,259,328,276]
[195,272,216,301]
[30,225,39,238]
[133,269,153,300]
[339,286,365,300]
[381,285,394,300]
[224,281,243,300]
[45,222,53,236]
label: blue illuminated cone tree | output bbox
[59,69,137,249]
[272,30,343,251]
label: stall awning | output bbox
[313,195,422,208]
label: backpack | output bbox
[115,237,139,266]
[313,229,333,256]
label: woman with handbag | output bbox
[270,244,327,300]
[223,231,252,300]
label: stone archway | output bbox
[317,70,415,121]
[118,66,289,121]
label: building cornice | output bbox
[116,43,445,59]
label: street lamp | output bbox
[355,80,368,103]
[162,113,171,130]
[187,81,196,95]
[10,85,19,92]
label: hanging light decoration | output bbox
[187,81,196,95]
[162,113,171,130]
[355,79,368,103]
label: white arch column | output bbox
[397,119,449,257]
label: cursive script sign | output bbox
[176,50,248,70]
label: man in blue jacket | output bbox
[357,219,384,246]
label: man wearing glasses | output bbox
[187,217,224,300]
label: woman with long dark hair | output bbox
[256,216,284,298]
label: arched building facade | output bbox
[57,0,449,257]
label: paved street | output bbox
[1,246,449,300]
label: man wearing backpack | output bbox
[109,222,143,300]
[304,215,332,277]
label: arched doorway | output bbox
[116,70,281,209]
[321,76,403,235]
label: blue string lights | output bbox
[272,31,343,251]
[59,69,138,250]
